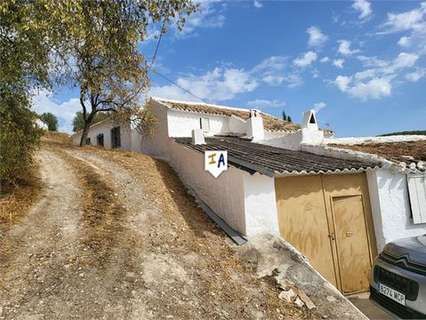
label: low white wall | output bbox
[243,174,280,237]
[367,168,426,251]
[324,135,426,145]
[168,141,247,234]
[140,101,281,237]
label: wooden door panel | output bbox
[275,176,337,286]
[332,195,371,294]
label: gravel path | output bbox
[0,143,310,320]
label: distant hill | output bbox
[379,130,426,137]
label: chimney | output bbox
[300,109,323,145]
[302,109,319,130]
[247,109,264,141]
[192,128,205,145]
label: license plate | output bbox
[379,283,406,305]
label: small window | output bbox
[97,133,104,147]
[85,137,91,145]
[407,173,426,224]
[200,117,210,132]
[111,126,121,148]
[309,114,316,124]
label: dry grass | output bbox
[331,140,426,163]
[0,163,41,225]
[41,131,72,146]
[79,146,310,319]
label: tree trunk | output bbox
[79,112,96,147]
[79,122,90,146]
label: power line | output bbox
[148,21,207,103]
[150,20,166,67]
[152,69,207,103]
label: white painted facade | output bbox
[70,97,425,250]
[367,169,426,251]
[138,99,280,237]
[71,119,138,151]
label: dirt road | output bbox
[0,141,309,319]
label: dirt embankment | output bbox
[0,137,314,319]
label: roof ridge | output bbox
[151,96,264,114]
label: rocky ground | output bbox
[0,137,316,320]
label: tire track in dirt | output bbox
[0,150,83,319]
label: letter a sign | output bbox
[205,150,228,178]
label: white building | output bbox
[71,97,426,295]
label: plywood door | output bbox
[275,176,337,286]
[332,195,372,294]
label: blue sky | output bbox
[33,0,426,137]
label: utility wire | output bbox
[152,70,207,103]
[148,21,207,103]
[150,20,166,68]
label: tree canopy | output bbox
[40,112,58,131]
[0,0,196,183]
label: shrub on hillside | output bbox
[0,90,42,187]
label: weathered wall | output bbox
[367,168,426,251]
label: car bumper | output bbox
[370,258,426,319]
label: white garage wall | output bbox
[367,168,426,251]
[243,174,280,237]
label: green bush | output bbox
[0,90,42,187]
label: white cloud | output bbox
[350,78,392,100]
[337,40,360,56]
[381,2,426,52]
[149,55,303,104]
[392,52,418,69]
[383,3,426,33]
[307,26,328,47]
[312,102,327,113]
[253,0,263,8]
[173,67,258,101]
[334,51,419,100]
[333,59,345,68]
[335,75,351,92]
[178,0,225,37]
[293,51,317,67]
[352,0,372,20]
[320,56,330,63]
[398,36,411,47]
[248,99,286,109]
[334,76,392,100]
[253,56,302,87]
[32,90,81,133]
[405,68,426,82]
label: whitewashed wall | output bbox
[167,110,229,137]
[71,120,132,150]
[140,102,172,159]
[168,141,247,234]
[243,174,280,237]
[367,168,426,251]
